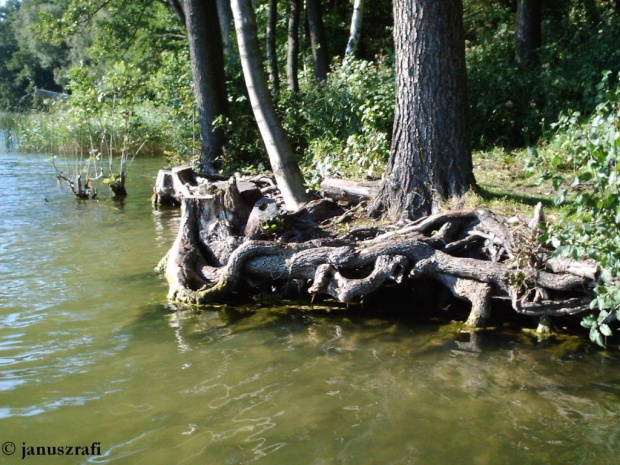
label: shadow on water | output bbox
[150,289,597,363]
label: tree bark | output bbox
[267,0,280,97]
[344,0,364,59]
[156,177,600,333]
[287,0,301,93]
[515,0,542,65]
[231,0,311,210]
[371,0,475,222]
[159,192,596,329]
[306,0,330,82]
[320,177,379,203]
[216,0,235,57]
[183,0,229,174]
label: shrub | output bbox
[531,72,620,346]
[279,58,394,185]
[467,1,620,148]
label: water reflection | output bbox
[157,305,620,464]
[152,205,182,249]
[2,151,620,464]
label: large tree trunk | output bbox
[344,0,364,59]
[306,0,330,82]
[515,0,542,65]
[267,0,280,97]
[183,0,229,174]
[216,0,235,57]
[371,0,475,222]
[287,0,301,93]
[231,0,311,210]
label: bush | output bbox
[279,58,394,186]
[467,1,620,148]
[530,72,620,346]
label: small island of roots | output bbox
[154,166,600,334]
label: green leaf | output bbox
[597,310,610,323]
[599,324,613,337]
[581,315,596,328]
[594,330,606,348]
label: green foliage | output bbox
[17,61,152,153]
[7,0,198,164]
[280,58,394,185]
[0,0,64,109]
[0,112,22,150]
[467,1,620,148]
[530,72,620,346]
[209,57,394,180]
[262,216,285,235]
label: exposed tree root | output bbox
[155,167,602,332]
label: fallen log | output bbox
[320,177,380,203]
[156,169,600,334]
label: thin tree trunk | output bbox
[216,0,235,57]
[583,0,599,23]
[169,0,185,25]
[344,0,364,59]
[267,0,280,97]
[515,0,542,65]
[183,0,229,174]
[287,0,301,92]
[371,0,475,221]
[231,0,310,210]
[306,0,330,82]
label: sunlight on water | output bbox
[1,151,620,464]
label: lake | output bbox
[1,150,619,464]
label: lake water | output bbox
[1,150,620,464]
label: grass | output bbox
[472,147,561,218]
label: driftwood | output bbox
[52,158,101,199]
[156,167,601,334]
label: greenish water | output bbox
[1,151,620,464]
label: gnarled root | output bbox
[157,170,600,330]
[308,255,409,302]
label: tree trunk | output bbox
[344,0,364,59]
[515,0,542,65]
[231,0,311,210]
[287,0,301,93]
[306,0,330,82]
[169,0,185,25]
[267,0,280,97]
[183,0,229,174]
[371,0,475,222]
[583,0,599,23]
[216,0,235,57]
